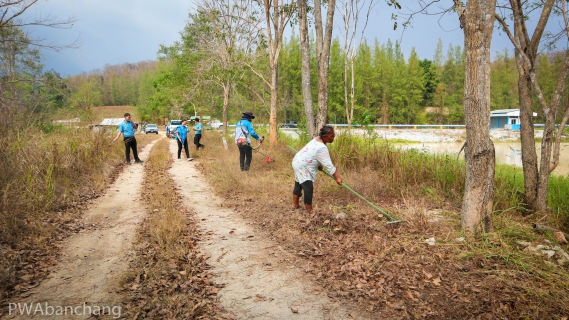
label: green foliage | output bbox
[490,49,519,110]
[327,134,569,223]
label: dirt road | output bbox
[4,137,363,319]
[5,139,158,319]
[168,141,361,319]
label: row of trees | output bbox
[4,0,569,234]
[64,36,567,128]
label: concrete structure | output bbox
[490,109,537,130]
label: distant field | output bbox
[91,106,139,122]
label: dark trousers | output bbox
[177,138,190,159]
[194,134,203,149]
[238,144,252,171]
[124,137,140,162]
[293,181,314,205]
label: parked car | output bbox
[207,119,223,130]
[280,121,298,128]
[144,124,159,134]
[166,120,182,137]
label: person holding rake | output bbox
[291,125,342,216]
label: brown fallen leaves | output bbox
[120,139,222,319]
[196,133,569,319]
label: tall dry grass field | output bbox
[0,126,154,296]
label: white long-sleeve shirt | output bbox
[292,138,336,184]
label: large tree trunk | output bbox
[222,82,230,134]
[269,65,278,145]
[457,0,496,233]
[344,56,350,128]
[298,0,315,137]
[509,0,554,213]
[536,52,569,210]
[518,73,539,212]
[314,0,336,130]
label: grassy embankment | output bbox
[120,138,219,319]
[196,128,569,318]
[0,106,151,301]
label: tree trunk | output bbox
[518,72,539,212]
[298,0,315,137]
[536,52,569,210]
[269,65,278,145]
[457,0,496,233]
[536,110,555,211]
[550,95,569,172]
[344,55,350,128]
[350,55,355,125]
[314,0,336,130]
[507,0,554,213]
[222,82,230,134]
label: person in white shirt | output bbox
[291,125,342,215]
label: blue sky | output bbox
[20,0,543,77]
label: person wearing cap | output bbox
[175,119,193,161]
[111,112,143,164]
[192,117,205,150]
[234,111,264,171]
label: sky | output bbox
[22,0,191,77]
[20,0,558,77]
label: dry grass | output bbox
[196,131,569,318]
[0,128,154,298]
[120,138,219,319]
[91,106,140,122]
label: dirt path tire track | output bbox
[168,140,365,319]
[4,138,162,319]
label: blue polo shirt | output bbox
[195,123,202,134]
[177,125,189,141]
[118,120,135,138]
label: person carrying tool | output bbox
[111,112,143,165]
[175,119,193,161]
[291,125,342,215]
[234,110,264,171]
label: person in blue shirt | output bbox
[192,118,205,150]
[111,113,143,164]
[234,111,264,171]
[175,119,193,161]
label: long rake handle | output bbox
[287,145,399,222]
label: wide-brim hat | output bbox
[242,111,255,119]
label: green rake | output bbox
[287,145,404,225]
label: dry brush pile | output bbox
[197,131,569,319]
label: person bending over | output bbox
[291,125,342,215]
